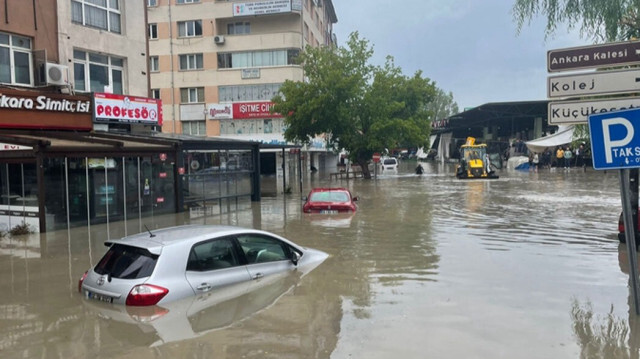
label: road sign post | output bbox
[548,40,640,72]
[549,97,640,125]
[372,153,380,179]
[547,40,640,125]
[589,108,640,315]
[548,69,640,99]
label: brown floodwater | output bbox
[1,161,638,358]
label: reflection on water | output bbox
[571,299,630,359]
[0,162,638,358]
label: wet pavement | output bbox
[0,161,637,358]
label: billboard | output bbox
[93,93,163,126]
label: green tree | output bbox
[512,0,640,42]
[272,32,436,179]
[428,88,459,122]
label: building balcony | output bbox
[212,31,303,53]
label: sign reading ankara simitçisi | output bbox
[548,40,640,72]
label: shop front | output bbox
[0,88,261,233]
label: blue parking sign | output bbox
[588,108,640,170]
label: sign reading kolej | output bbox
[548,69,640,98]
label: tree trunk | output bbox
[357,159,372,179]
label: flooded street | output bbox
[1,161,636,358]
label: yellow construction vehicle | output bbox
[455,137,499,179]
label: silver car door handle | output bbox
[196,283,212,291]
[253,272,264,280]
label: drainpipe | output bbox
[32,0,37,30]
[168,1,176,133]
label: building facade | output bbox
[147,0,338,178]
[0,1,263,233]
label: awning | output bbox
[525,125,574,153]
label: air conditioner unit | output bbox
[214,35,225,44]
[44,63,69,86]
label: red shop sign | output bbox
[233,101,282,119]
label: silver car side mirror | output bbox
[291,251,301,266]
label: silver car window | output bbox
[94,244,157,279]
[187,237,240,271]
[236,234,289,264]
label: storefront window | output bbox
[182,149,253,218]
[0,162,38,232]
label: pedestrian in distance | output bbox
[555,146,564,170]
[532,152,539,173]
[564,146,573,170]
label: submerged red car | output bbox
[302,188,358,214]
[619,210,640,244]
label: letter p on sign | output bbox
[603,117,634,163]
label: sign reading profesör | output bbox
[588,108,640,169]
[93,92,163,126]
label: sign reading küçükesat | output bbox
[0,87,92,130]
[93,92,163,126]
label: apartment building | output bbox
[0,1,269,234]
[147,0,338,175]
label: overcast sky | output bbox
[331,0,588,111]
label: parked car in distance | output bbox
[618,210,640,244]
[302,187,358,214]
[79,225,328,306]
[381,157,398,171]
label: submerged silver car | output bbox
[79,225,328,306]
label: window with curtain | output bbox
[71,0,121,34]
[180,87,204,103]
[178,20,202,37]
[149,24,158,39]
[217,49,299,69]
[219,83,282,102]
[74,49,124,94]
[150,56,159,72]
[179,54,203,70]
[0,32,32,86]
[227,22,250,35]
[182,120,206,136]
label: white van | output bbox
[381,157,398,171]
